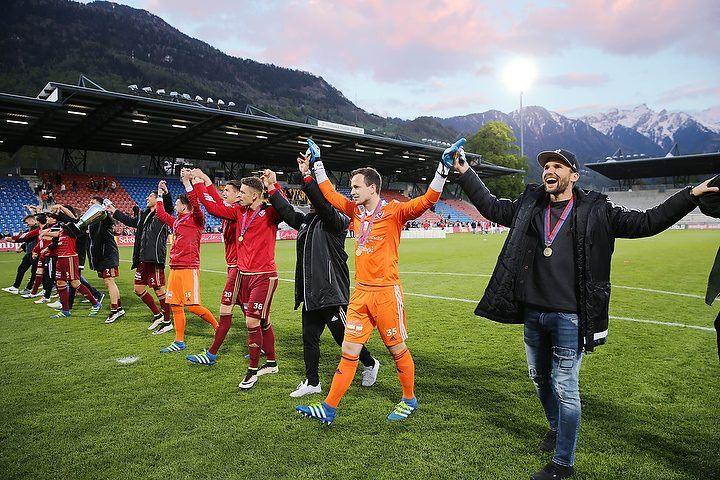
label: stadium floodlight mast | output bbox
[502,58,537,158]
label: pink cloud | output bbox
[541,72,609,88]
[509,0,719,57]
[131,0,719,86]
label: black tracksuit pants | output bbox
[13,253,35,290]
[302,305,375,386]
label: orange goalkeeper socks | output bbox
[187,305,218,330]
[172,306,186,343]
[393,348,415,400]
[325,353,359,408]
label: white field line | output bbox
[122,261,712,334]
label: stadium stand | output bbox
[0,177,38,234]
[440,198,490,223]
[336,187,443,223]
[40,173,136,214]
[116,176,222,230]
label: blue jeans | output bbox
[524,309,583,467]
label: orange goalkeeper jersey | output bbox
[318,180,441,287]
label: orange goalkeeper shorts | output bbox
[343,283,408,347]
[166,268,200,306]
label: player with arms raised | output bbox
[295,138,463,424]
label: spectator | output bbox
[60,183,66,194]
[72,180,78,193]
[110,181,117,193]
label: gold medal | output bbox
[355,247,363,256]
[543,246,553,257]
[238,235,244,242]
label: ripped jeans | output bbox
[523,309,583,467]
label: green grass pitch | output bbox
[0,231,718,480]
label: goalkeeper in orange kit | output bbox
[296,138,465,424]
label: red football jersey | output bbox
[195,183,237,267]
[195,182,280,274]
[155,189,204,269]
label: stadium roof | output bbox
[0,81,521,179]
[586,152,720,180]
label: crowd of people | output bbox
[2,141,718,480]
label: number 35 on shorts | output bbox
[385,327,398,337]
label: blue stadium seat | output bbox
[433,200,472,223]
[0,177,39,234]
[115,176,222,230]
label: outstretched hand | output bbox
[158,180,168,194]
[454,148,470,174]
[692,176,720,197]
[297,153,311,175]
[261,169,277,189]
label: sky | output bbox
[99,0,720,121]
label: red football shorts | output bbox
[134,261,166,287]
[55,255,80,282]
[237,272,278,320]
[98,267,119,279]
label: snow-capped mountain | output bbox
[581,105,719,151]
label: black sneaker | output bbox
[538,430,557,452]
[531,461,575,480]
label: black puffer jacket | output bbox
[88,215,119,271]
[268,178,350,311]
[113,193,172,269]
[456,168,698,351]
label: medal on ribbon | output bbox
[543,197,574,257]
[356,201,382,256]
[239,206,262,243]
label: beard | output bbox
[544,175,571,196]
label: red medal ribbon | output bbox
[544,197,574,247]
[240,206,262,239]
[357,201,383,247]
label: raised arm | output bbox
[154,181,175,228]
[12,228,40,243]
[193,182,236,220]
[267,186,307,231]
[303,177,350,233]
[110,206,139,228]
[187,186,205,228]
[454,165,520,228]
[608,187,698,238]
[312,162,355,217]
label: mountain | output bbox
[439,107,642,183]
[581,105,720,154]
[0,0,382,127]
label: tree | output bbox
[465,121,527,199]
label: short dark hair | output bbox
[241,177,264,193]
[351,167,382,194]
[23,214,35,222]
[226,180,243,192]
[91,196,104,204]
[63,205,76,215]
[177,193,192,209]
[35,213,47,224]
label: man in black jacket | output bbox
[107,190,173,333]
[453,148,717,480]
[87,197,123,324]
[3,213,41,295]
[263,160,379,398]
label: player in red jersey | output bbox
[43,211,103,318]
[186,168,282,390]
[154,172,218,353]
[184,176,241,366]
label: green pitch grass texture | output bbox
[0,231,718,480]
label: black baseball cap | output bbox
[537,149,578,172]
